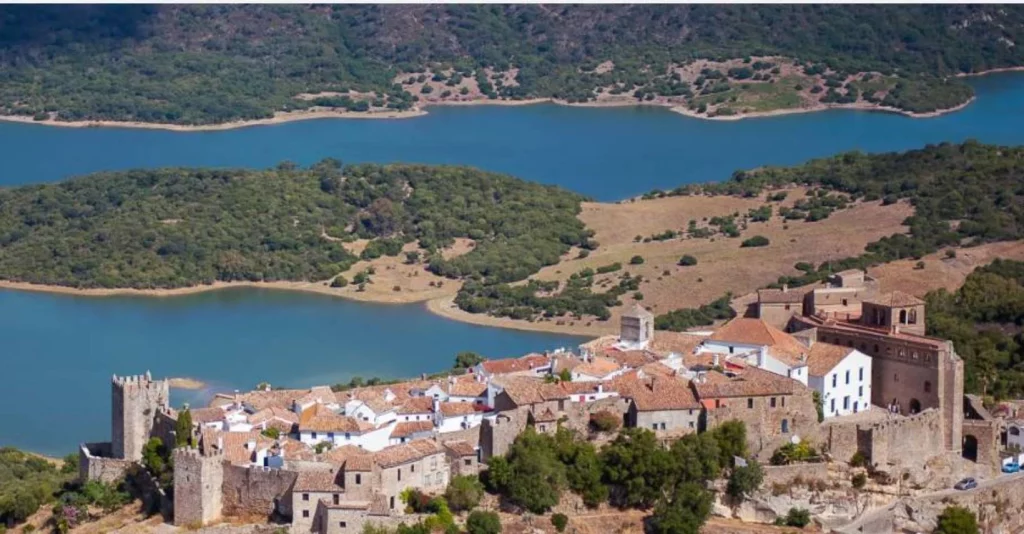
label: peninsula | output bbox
[3,142,1024,342]
[1,5,1023,128]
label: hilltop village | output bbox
[79,269,1024,533]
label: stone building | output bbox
[173,445,225,527]
[791,294,964,453]
[756,286,804,329]
[619,303,654,349]
[619,376,701,434]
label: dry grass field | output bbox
[870,240,1024,296]
[528,189,914,330]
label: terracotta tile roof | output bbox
[864,291,925,308]
[360,397,396,414]
[279,438,316,461]
[300,404,372,433]
[481,354,550,375]
[614,376,700,411]
[439,402,478,417]
[602,349,657,369]
[202,429,264,465]
[373,440,444,469]
[248,407,299,426]
[693,366,799,399]
[574,356,623,378]
[320,445,372,467]
[443,440,476,457]
[293,470,343,492]
[796,314,950,350]
[447,377,487,398]
[295,385,338,408]
[552,353,584,372]
[345,454,374,472]
[639,361,677,377]
[233,388,310,411]
[758,288,805,304]
[397,397,434,415]
[709,318,809,367]
[648,331,706,356]
[579,334,620,354]
[189,407,226,425]
[391,421,435,439]
[492,376,548,406]
[805,343,856,376]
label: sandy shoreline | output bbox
[168,377,206,390]
[0,278,591,336]
[0,74,997,132]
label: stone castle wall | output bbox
[761,463,829,487]
[705,389,821,460]
[962,419,1002,469]
[78,442,132,484]
[173,447,224,527]
[222,464,298,520]
[826,409,944,470]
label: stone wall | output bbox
[79,442,132,484]
[480,411,527,460]
[962,419,1002,469]
[825,409,945,471]
[173,447,225,527]
[221,464,298,520]
[761,463,829,487]
[758,303,800,330]
[153,407,179,449]
[704,389,821,460]
[112,373,169,462]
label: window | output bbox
[302,493,309,501]
[843,396,850,410]
[715,399,720,408]
[873,344,879,354]
[340,522,347,529]
[729,346,734,354]
[558,400,565,411]
[899,309,907,324]
[333,494,340,505]
[355,474,361,485]
[830,398,836,413]
[781,419,789,433]
[784,304,791,311]
[398,469,402,481]
[411,464,416,473]
[660,422,666,430]
[909,309,918,324]
[782,397,786,407]
[689,421,695,428]
[464,458,473,466]
[747,398,753,409]
[842,298,848,306]
[311,432,317,440]
[859,367,863,381]
[328,432,335,440]
[924,381,932,394]
[858,386,863,397]
[845,370,850,384]
[652,424,658,430]
[390,496,395,509]
[770,397,777,408]
[345,433,351,440]
[302,510,309,518]
[832,374,837,388]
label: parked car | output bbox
[954,477,978,490]
[1003,462,1021,474]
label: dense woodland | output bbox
[927,259,1024,400]
[1,5,1023,123]
[0,161,588,288]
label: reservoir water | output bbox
[3,72,1024,455]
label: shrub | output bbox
[785,508,811,527]
[466,510,502,534]
[551,513,568,532]
[444,475,484,512]
[935,505,978,534]
[851,473,867,489]
[945,249,957,259]
[849,451,867,468]
[915,261,926,270]
[590,410,621,433]
[629,255,645,265]
[741,235,770,248]
[596,262,622,274]
[633,292,644,301]
[678,255,698,266]
[330,276,348,288]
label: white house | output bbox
[1007,421,1024,452]
[344,397,398,427]
[298,404,393,451]
[699,318,810,385]
[805,342,872,418]
[434,401,484,433]
[396,397,435,423]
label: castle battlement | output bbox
[113,372,168,389]
[175,445,226,460]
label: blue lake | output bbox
[2,72,1024,455]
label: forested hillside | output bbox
[928,260,1024,399]
[0,5,1022,123]
[0,161,589,288]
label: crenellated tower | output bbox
[173,445,224,526]
[111,372,169,461]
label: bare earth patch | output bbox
[869,240,1024,297]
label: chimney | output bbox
[597,384,604,394]
[217,436,224,451]
[712,353,720,367]
[432,397,440,414]
[782,284,788,293]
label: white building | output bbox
[805,342,872,418]
[699,318,810,385]
[434,400,484,433]
[298,404,394,451]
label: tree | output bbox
[175,408,193,447]
[558,368,572,382]
[785,507,811,527]
[551,513,568,532]
[454,351,485,370]
[678,255,698,266]
[709,420,747,468]
[553,428,608,507]
[466,510,502,534]
[503,429,565,513]
[331,276,348,288]
[812,391,824,422]
[726,459,764,500]
[630,255,645,265]
[482,456,511,492]
[740,235,770,247]
[444,475,484,512]
[670,432,721,484]
[649,482,713,534]
[601,428,675,508]
[935,506,978,534]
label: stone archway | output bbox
[963,435,979,462]
[909,398,922,414]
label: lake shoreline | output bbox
[0,72,1000,132]
[0,279,596,337]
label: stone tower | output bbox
[173,445,224,526]
[620,303,654,349]
[861,291,926,336]
[112,372,169,461]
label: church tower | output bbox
[620,304,654,349]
